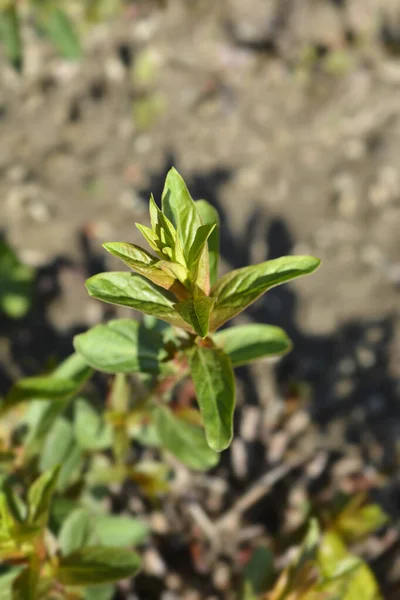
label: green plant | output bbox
[0,168,321,596]
[74,168,320,452]
[242,517,384,600]
[0,466,141,599]
[0,239,34,319]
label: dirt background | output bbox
[2,1,400,598]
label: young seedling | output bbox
[75,168,321,453]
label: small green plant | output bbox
[243,516,384,600]
[0,238,34,319]
[75,168,320,452]
[0,168,322,595]
[0,466,141,599]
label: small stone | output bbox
[212,561,231,591]
[105,57,125,82]
[143,548,167,577]
[240,406,260,442]
[333,456,363,480]
[165,573,183,592]
[268,432,287,463]
[306,452,328,479]
[356,346,376,369]
[150,511,169,535]
[286,411,310,436]
[231,438,247,480]
[26,199,51,223]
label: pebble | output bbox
[150,511,169,535]
[231,438,247,480]
[306,452,328,479]
[143,548,167,577]
[212,561,231,592]
[240,406,260,442]
[333,456,363,479]
[105,57,126,82]
[286,411,310,437]
[356,346,376,369]
[268,432,288,463]
[165,573,183,592]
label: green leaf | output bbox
[74,319,163,374]
[39,418,83,492]
[154,404,219,470]
[102,242,179,291]
[318,532,382,600]
[55,546,141,586]
[0,568,22,600]
[174,296,215,338]
[188,346,235,451]
[161,168,202,258]
[39,7,81,60]
[74,399,113,451]
[148,195,183,263]
[195,200,220,286]
[336,500,388,543]
[59,508,98,556]
[27,466,60,528]
[84,584,115,600]
[1,484,26,524]
[213,324,292,367]
[135,223,161,255]
[39,418,73,473]
[210,255,321,330]
[0,239,34,318]
[85,272,188,329]
[94,514,149,548]
[187,223,216,281]
[53,352,93,386]
[243,546,274,596]
[12,566,38,600]
[23,354,92,454]
[3,352,91,415]
[4,377,77,410]
[0,6,22,71]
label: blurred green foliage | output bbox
[0,239,34,319]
